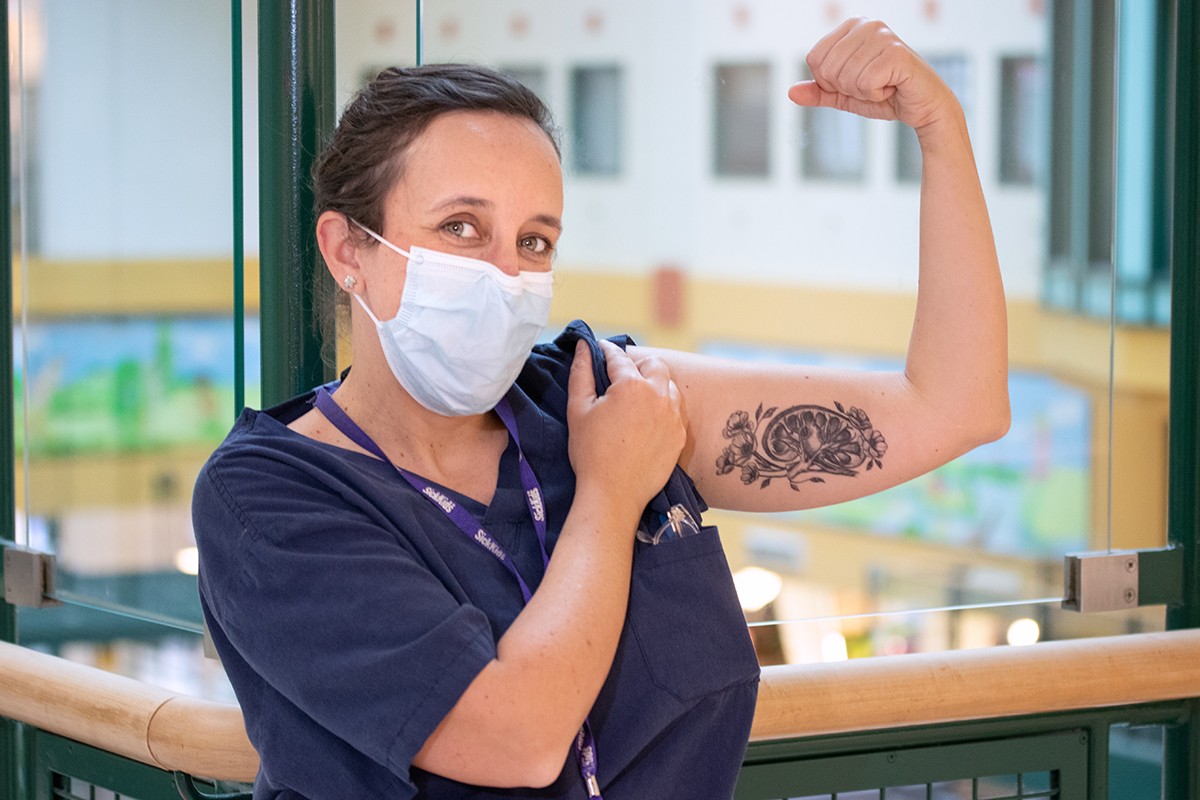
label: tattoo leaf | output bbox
[811,476,825,483]
[763,406,777,419]
[755,402,763,422]
[866,460,873,471]
[760,478,771,489]
[835,401,845,413]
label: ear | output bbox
[315,211,362,290]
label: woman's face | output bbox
[359,110,564,322]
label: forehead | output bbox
[394,110,563,203]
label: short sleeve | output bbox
[193,437,497,786]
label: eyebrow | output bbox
[434,195,562,233]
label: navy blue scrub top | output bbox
[193,321,760,800]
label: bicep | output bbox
[629,346,995,513]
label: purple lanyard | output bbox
[313,387,602,797]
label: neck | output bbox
[338,366,503,448]
[328,308,511,502]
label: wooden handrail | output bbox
[3,630,1200,782]
[0,640,260,782]
[751,628,1200,739]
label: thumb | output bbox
[788,80,824,107]
[567,339,597,411]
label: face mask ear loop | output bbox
[351,219,413,261]
[351,291,384,326]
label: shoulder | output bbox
[518,319,636,401]
[192,388,387,549]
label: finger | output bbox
[567,340,597,406]
[836,36,889,103]
[787,80,825,108]
[855,49,903,105]
[805,17,859,92]
[632,354,673,394]
[808,17,869,93]
[598,340,643,385]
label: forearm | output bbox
[414,479,640,786]
[906,108,1010,444]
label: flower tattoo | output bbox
[715,402,887,490]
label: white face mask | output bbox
[350,221,554,416]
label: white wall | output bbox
[338,0,1048,299]
[30,0,1047,299]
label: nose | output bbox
[486,244,522,276]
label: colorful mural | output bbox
[14,317,260,454]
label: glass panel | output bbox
[11,0,257,699]
[389,0,1163,660]
[977,774,1019,798]
[1109,724,1164,800]
[885,788,929,800]
[930,781,974,800]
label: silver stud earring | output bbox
[343,275,357,290]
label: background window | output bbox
[501,65,547,103]
[896,55,971,183]
[571,65,622,176]
[714,62,770,177]
[999,56,1047,185]
[798,65,865,181]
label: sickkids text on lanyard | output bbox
[313,386,604,798]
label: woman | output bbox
[193,18,1009,800]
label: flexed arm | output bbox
[646,18,1009,512]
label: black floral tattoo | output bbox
[716,402,888,490]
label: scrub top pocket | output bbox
[628,525,760,703]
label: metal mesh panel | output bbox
[51,773,143,800]
[782,772,1057,799]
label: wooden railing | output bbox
[4,629,1200,783]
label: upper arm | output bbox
[193,456,498,779]
[628,346,1009,513]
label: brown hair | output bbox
[312,65,560,367]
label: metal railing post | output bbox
[1165,0,1200,795]
[258,0,336,407]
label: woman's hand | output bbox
[788,17,957,133]
[567,339,686,517]
[415,339,686,788]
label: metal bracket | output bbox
[1063,546,1184,612]
[2,544,63,609]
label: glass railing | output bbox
[0,0,1181,749]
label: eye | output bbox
[520,235,552,254]
[442,220,479,239]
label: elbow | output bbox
[968,386,1011,448]
[506,734,572,788]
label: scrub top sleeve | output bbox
[193,451,498,777]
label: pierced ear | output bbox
[315,211,362,289]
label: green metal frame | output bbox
[28,730,180,800]
[1,0,18,795]
[233,0,246,418]
[739,730,1088,799]
[257,0,337,407]
[1165,0,1200,795]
